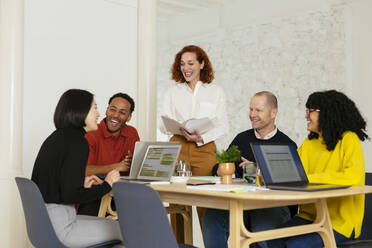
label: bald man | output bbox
[203,91,297,248]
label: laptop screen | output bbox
[137,145,180,180]
[128,141,181,179]
[251,143,308,184]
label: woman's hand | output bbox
[180,128,204,143]
[84,175,103,188]
[104,169,120,187]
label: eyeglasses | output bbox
[306,108,320,115]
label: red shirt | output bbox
[85,119,140,168]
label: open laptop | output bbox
[250,143,350,191]
[121,142,181,183]
[121,141,180,180]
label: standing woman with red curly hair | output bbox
[160,45,229,176]
[159,45,229,239]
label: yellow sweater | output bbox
[297,131,365,238]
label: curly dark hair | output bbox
[171,45,214,83]
[306,90,369,150]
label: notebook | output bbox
[121,143,181,183]
[250,143,350,192]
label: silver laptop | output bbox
[121,141,180,180]
[121,142,181,183]
[250,143,349,192]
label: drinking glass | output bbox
[176,160,192,177]
[243,161,257,184]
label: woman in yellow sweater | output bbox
[268,90,369,248]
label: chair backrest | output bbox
[112,182,179,248]
[15,177,67,248]
[359,172,372,240]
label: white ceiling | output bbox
[158,0,231,17]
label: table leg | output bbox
[314,199,337,248]
[229,199,243,248]
[237,199,336,248]
[183,206,193,245]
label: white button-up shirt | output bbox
[159,81,229,146]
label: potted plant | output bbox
[216,145,241,184]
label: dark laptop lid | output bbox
[250,143,309,185]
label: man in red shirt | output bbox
[78,93,140,216]
[85,92,139,176]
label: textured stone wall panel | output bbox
[158,6,347,149]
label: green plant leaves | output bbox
[216,145,241,163]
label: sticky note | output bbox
[230,189,248,193]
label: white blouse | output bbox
[159,81,229,146]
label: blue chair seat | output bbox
[113,182,197,248]
[15,177,121,248]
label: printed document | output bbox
[186,184,267,192]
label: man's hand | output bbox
[180,128,203,143]
[116,150,132,172]
[123,150,132,168]
[239,156,253,168]
[115,161,129,172]
[84,175,103,188]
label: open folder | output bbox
[161,116,214,135]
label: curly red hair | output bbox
[171,45,214,84]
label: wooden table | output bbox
[151,184,372,248]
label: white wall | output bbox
[23,0,138,177]
[349,0,372,172]
[158,0,350,150]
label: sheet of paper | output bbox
[161,116,214,135]
[149,181,170,185]
[186,184,268,192]
[161,116,184,135]
[184,118,214,134]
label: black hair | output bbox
[108,93,135,113]
[306,90,369,150]
[54,89,93,129]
